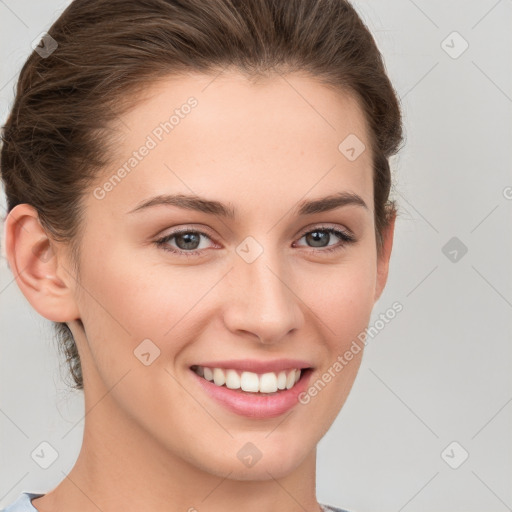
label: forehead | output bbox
[92,70,373,218]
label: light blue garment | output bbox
[1,492,351,512]
[321,504,351,512]
[1,493,44,512]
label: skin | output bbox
[5,70,395,512]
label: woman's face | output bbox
[61,71,393,480]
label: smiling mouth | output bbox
[190,365,313,394]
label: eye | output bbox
[294,225,356,254]
[154,228,216,257]
[154,224,356,257]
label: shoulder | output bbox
[1,492,44,512]
[320,503,353,512]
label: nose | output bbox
[222,247,304,345]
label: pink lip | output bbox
[191,358,313,373]
[190,367,314,419]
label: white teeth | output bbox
[213,368,226,386]
[203,367,213,381]
[193,366,304,393]
[285,370,296,389]
[277,371,287,390]
[225,369,240,389]
[259,372,278,393]
[240,371,260,392]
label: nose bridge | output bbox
[224,239,302,342]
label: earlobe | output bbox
[374,214,396,303]
[4,203,80,323]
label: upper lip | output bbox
[191,359,314,374]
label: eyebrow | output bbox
[127,191,368,218]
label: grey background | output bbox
[1,1,511,511]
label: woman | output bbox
[0,0,403,510]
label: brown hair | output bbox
[0,0,404,391]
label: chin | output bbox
[218,459,302,482]
[206,438,311,481]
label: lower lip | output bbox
[190,368,314,419]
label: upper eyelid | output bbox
[297,223,351,236]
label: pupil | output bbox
[307,231,328,248]
[177,232,200,250]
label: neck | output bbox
[32,384,320,512]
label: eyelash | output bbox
[154,225,356,258]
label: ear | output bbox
[374,212,396,303]
[3,203,81,323]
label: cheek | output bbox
[79,239,192,335]
[76,245,218,374]
[299,255,377,342]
